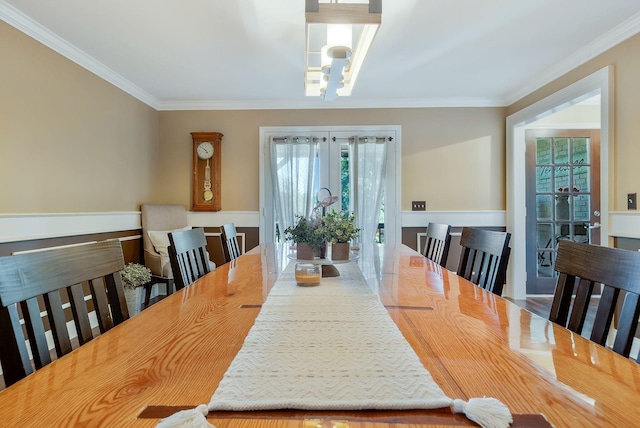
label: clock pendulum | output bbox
[203,158,213,201]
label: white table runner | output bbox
[208,262,452,410]
[158,261,512,428]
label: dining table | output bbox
[1,243,640,427]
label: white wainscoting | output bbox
[609,211,640,240]
[0,211,261,243]
[401,210,506,228]
[1,210,509,244]
[0,212,141,243]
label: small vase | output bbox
[331,242,350,261]
[315,242,327,259]
[297,243,315,260]
[124,287,142,316]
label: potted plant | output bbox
[120,262,151,316]
[284,216,326,260]
[322,210,360,260]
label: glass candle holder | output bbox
[295,263,321,286]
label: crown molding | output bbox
[504,11,640,106]
[157,96,504,111]
[0,0,160,109]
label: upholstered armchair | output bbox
[140,204,216,302]
[141,204,190,278]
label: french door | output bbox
[525,129,600,294]
[260,126,399,246]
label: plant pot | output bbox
[331,242,350,260]
[124,287,142,317]
[297,243,315,260]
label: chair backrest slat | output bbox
[68,283,94,346]
[168,228,211,290]
[613,292,640,356]
[220,223,242,263]
[0,240,129,387]
[21,298,51,369]
[549,272,576,326]
[567,278,595,333]
[90,278,114,332]
[457,227,511,296]
[0,305,33,384]
[104,273,128,325]
[590,286,618,346]
[551,240,640,360]
[44,290,72,356]
[423,223,451,267]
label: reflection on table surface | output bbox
[0,243,639,427]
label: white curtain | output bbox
[271,137,318,240]
[350,136,387,246]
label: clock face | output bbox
[197,142,214,159]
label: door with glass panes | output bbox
[261,127,398,247]
[525,129,600,294]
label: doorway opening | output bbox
[525,128,601,294]
[506,66,612,299]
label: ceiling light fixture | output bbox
[305,0,381,101]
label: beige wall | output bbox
[0,21,159,213]
[1,12,506,217]
[508,33,640,211]
[159,107,506,212]
[3,16,640,217]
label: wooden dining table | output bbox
[1,243,640,427]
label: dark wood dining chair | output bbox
[423,222,451,267]
[550,240,640,359]
[0,240,129,387]
[220,223,241,263]
[457,227,511,296]
[168,227,211,290]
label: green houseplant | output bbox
[284,216,325,260]
[120,263,151,316]
[322,210,360,260]
[120,263,152,289]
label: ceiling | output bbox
[2,0,640,110]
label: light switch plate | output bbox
[628,193,637,210]
[412,201,426,211]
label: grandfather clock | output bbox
[191,132,223,211]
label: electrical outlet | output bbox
[628,193,637,210]
[412,201,426,211]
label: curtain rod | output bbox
[332,136,392,142]
[271,136,327,143]
[271,136,392,143]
